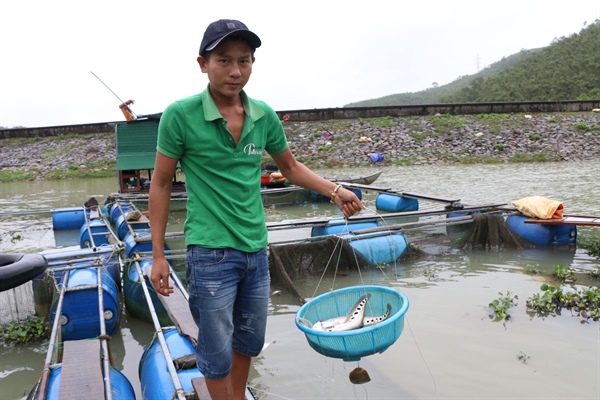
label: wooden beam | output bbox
[156,283,198,345]
[524,215,600,226]
[191,377,212,400]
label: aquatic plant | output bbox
[423,268,438,281]
[517,351,531,364]
[552,264,576,282]
[579,235,600,259]
[526,284,562,313]
[10,231,23,243]
[526,264,540,275]
[489,291,518,321]
[526,283,600,322]
[0,316,49,345]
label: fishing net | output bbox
[458,213,532,251]
[0,283,36,324]
[268,236,373,304]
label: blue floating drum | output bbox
[49,266,121,340]
[139,328,201,399]
[51,207,86,231]
[506,214,577,246]
[376,193,419,213]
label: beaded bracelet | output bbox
[330,184,343,203]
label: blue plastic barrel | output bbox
[115,213,150,241]
[30,365,135,400]
[49,266,121,340]
[312,219,378,237]
[123,258,172,326]
[51,207,86,231]
[79,219,111,248]
[341,232,410,265]
[124,229,153,257]
[376,194,419,212]
[139,328,202,399]
[506,214,577,246]
[108,201,135,224]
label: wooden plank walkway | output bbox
[191,377,256,400]
[191,377,212,399]
[129,214,150,225]
[525,215,600,226]
[59,339,104,400]
[157,284,199,345]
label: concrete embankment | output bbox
[1,111,599,180]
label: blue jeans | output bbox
[186,246,270,380]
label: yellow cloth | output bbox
[511,196,564,219]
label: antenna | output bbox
[91,71,138,121]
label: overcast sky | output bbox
[1,0,598,128]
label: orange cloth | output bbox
[511,196,564,219]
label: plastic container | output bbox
[311,219,378,237]
[51,207,86,231]
[341,231,410,265]
[50,267,120,340]
[375,194,418,212]
[30,365,135,400]
[79,219,111,248]
[123,258,172,326]
[139,328,201,399]
[296,285,409,361]
[506,214,577,246]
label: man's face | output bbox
[198,38,255,100]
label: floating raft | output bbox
[524,215,600,226]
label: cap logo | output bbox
[226,22,237,29]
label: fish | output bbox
[298,296,393,332]
[362,303,392,327]
[312,294,371,332]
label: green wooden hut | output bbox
[115,114,160,193]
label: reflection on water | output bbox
[1,162,599,399]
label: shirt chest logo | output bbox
[243,143,263,156]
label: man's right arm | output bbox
[149,151,179,296]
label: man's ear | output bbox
[198,56,208,72]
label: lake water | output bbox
[0,161,599,400]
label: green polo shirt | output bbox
[157,86,289,252]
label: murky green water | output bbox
[1,161,599,399]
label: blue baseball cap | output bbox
[199,19,261,55]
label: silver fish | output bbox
[311,294,371,332]
[362,303,392,327]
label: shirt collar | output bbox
[202,84,265,122]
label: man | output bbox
[149,19,364,400]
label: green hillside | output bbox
[346,21,600,107]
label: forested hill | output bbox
[346,20,600,107]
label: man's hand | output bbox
[150,256,174,296]
[333,187,366,218]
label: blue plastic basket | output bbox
[295,285,409,361]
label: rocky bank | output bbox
[1,112,599,180]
